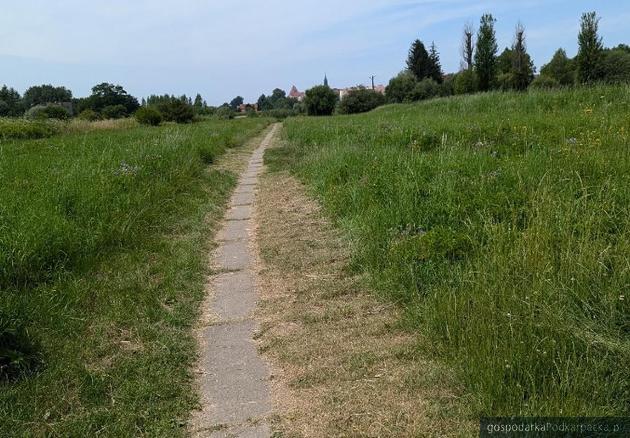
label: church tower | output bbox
[324,74,329,87]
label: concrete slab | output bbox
[210,423,271,438]
[200,320,272,424]
[213,240,250,271]
[240,177,258,186]
[226,204,253,221]
[216,219,251,241]
[213,271,257,320]
[231,191,255,207]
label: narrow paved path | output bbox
[191,124,279,437]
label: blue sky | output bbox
[1,1,628,104]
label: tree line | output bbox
[385,11,629,104]
[0,82,230,125]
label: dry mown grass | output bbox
[254,161,474,437]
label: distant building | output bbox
[288,85,305,101]
[238,103,258,113]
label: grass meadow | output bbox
[271,85,630,417]
[0,118,270,435]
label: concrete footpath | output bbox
[191,125,279,437]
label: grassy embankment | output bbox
[0,117,271,435]
[271,85,629,416]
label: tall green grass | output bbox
[271,85,630,416]
[0,118,271,435]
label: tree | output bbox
[428,42,443,83]
[0,85,23,116]
[385,71,417,103]
[79,83,139,114]
[576,11,604,84]
[497,48,513,75]
[229,96,244,111]
[540,49,576,85]
[257,94,272,111]
[22,84,72,108]
[511,23,535,90]
[193,94,203,109]
[338,87,386,114]
[406,40,431,80]
[461,24,475,71]
[304,85,338,116]
[600,46,630,84]
[474,14,498,91]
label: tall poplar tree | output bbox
[511,23,535,90]
[474,14,498,91]
[577,11,604,84]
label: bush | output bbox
[155,99,195,123]
[600,49,630,84]
[77,109,99,121]
[386,71,417,103]
[101,104,128,119]
[453,69,478,95]
[304,85,338,116]
[497,72,515,91]
[135,107,163,126]
[338,88,386,114]
[408,78,440,101]
[25,104,70,120]
[263,108,296,120]
[0,118,58,140]
[529,75,560,89]
[214,106,234,120]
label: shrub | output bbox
[386,71,417,103]
[77,109,99,121]
[214,106,234,120]
[600,48,630,84]
[408,78,440,101]
[101,104,128,119]
[453,69,478,94]
[263,108,296,120]
[25,104,70,120]
[529,75,560,89]
[338,88,386,114]
[135,107,162,126]
[304,85,338,116]
[155,99,195,123]
[497,72,515,91]
[0,118,58,140]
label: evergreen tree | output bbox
[193,94,203,109]
[474,14,498,91]
[541,49,576,85]
[406,39,430,80]
[577,11,604,84]
[428,42,443,83]
[461,24,475,71]
[511,23,535,90]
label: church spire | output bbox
[324,74,329,87]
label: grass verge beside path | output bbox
[275,85,629,417]
[255,161,473,436]
[0,118,272,436]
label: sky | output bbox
[1,1,628,105]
